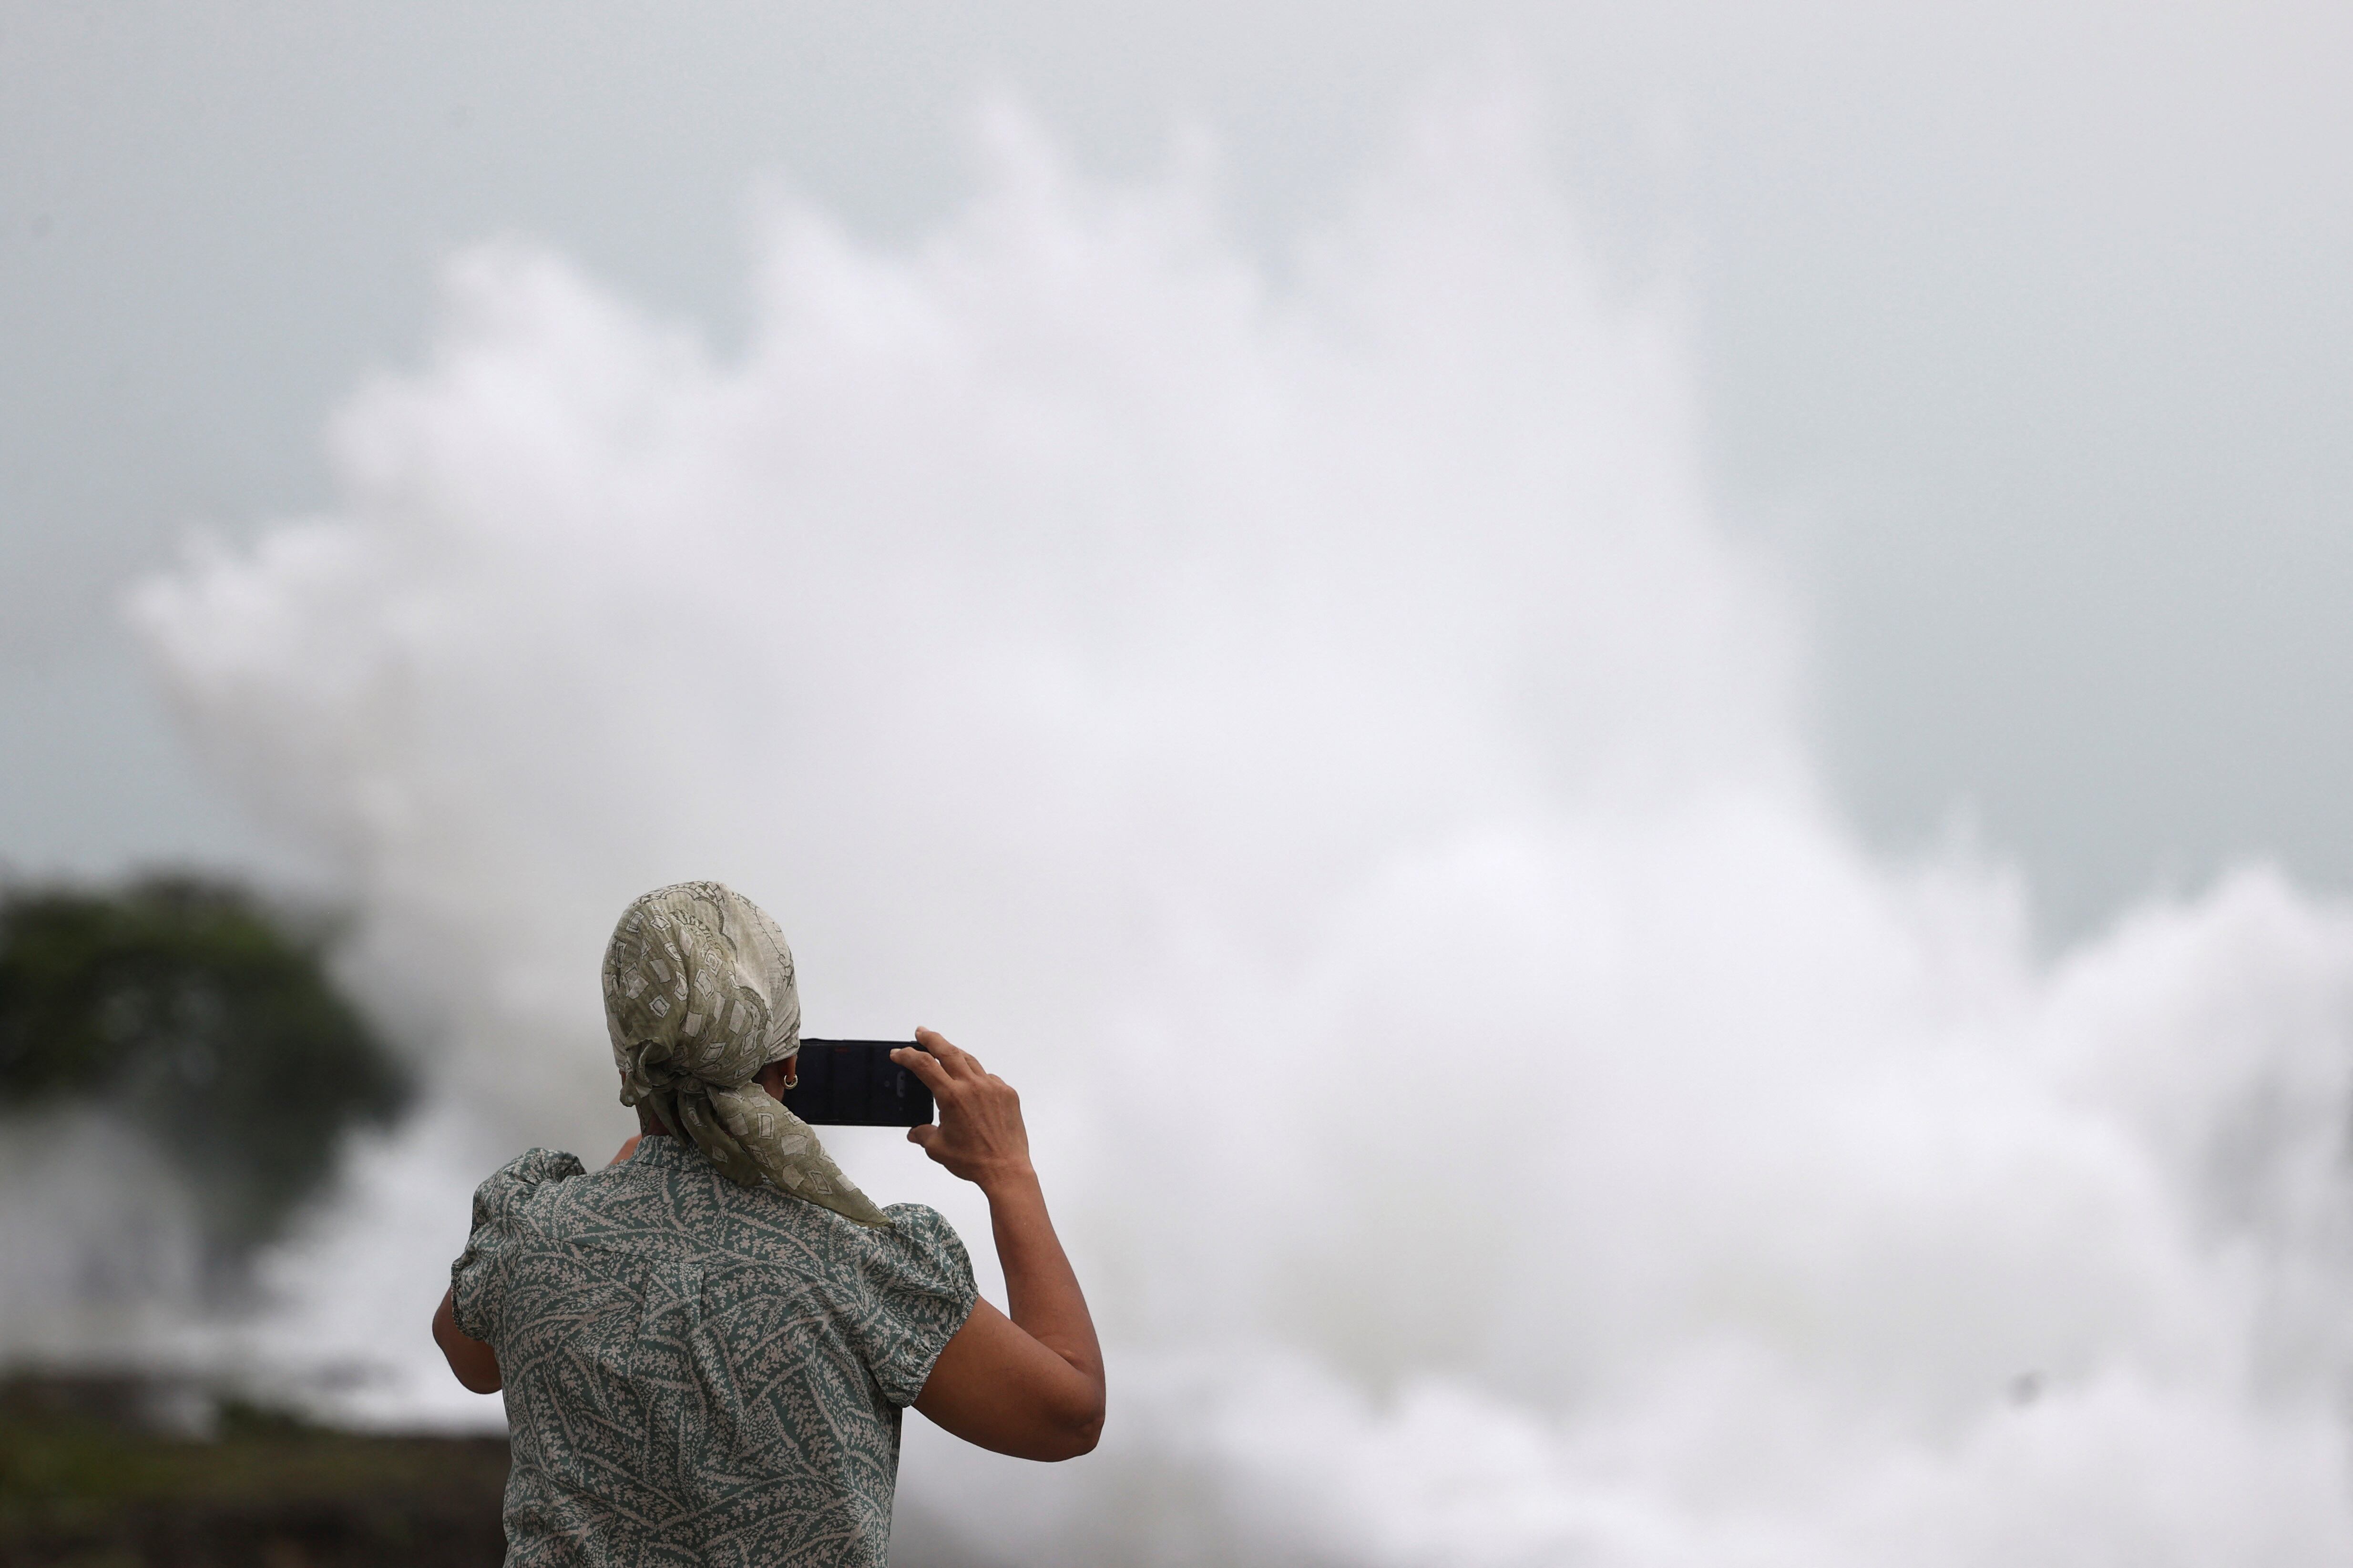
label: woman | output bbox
[430,882,1104,1566]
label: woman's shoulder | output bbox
[876,1201,960,1245]
[450,1149,600,1342]
[821,1202,979,1395]
[847,1202,975,1291]
[484,1146,589,1187]
[470,1147,590,1222]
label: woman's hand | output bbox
[894,1029,1033,1192]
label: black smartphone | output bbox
[783,1039,935,1127]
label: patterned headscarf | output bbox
[604,882,888,1228]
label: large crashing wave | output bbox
[131,93,2353,1562]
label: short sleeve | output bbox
[844,1202,981,1408]
[449,1148,586,1344]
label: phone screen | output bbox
[782,1039,936,1127]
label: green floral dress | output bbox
[451,1136,977,1566]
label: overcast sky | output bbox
[4,0,2349,940]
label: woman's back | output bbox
[451,1136,976,1567]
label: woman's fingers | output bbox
[900,1029,1019,1146]
[916,1026,985,1079]
[892,1044,956,1098]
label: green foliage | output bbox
[0,875,412,1271]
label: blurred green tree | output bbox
[0,875,412,1281]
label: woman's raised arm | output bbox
[896,1029,1105,1461]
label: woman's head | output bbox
[600,881,888,1227]
[604,880,800,1102]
